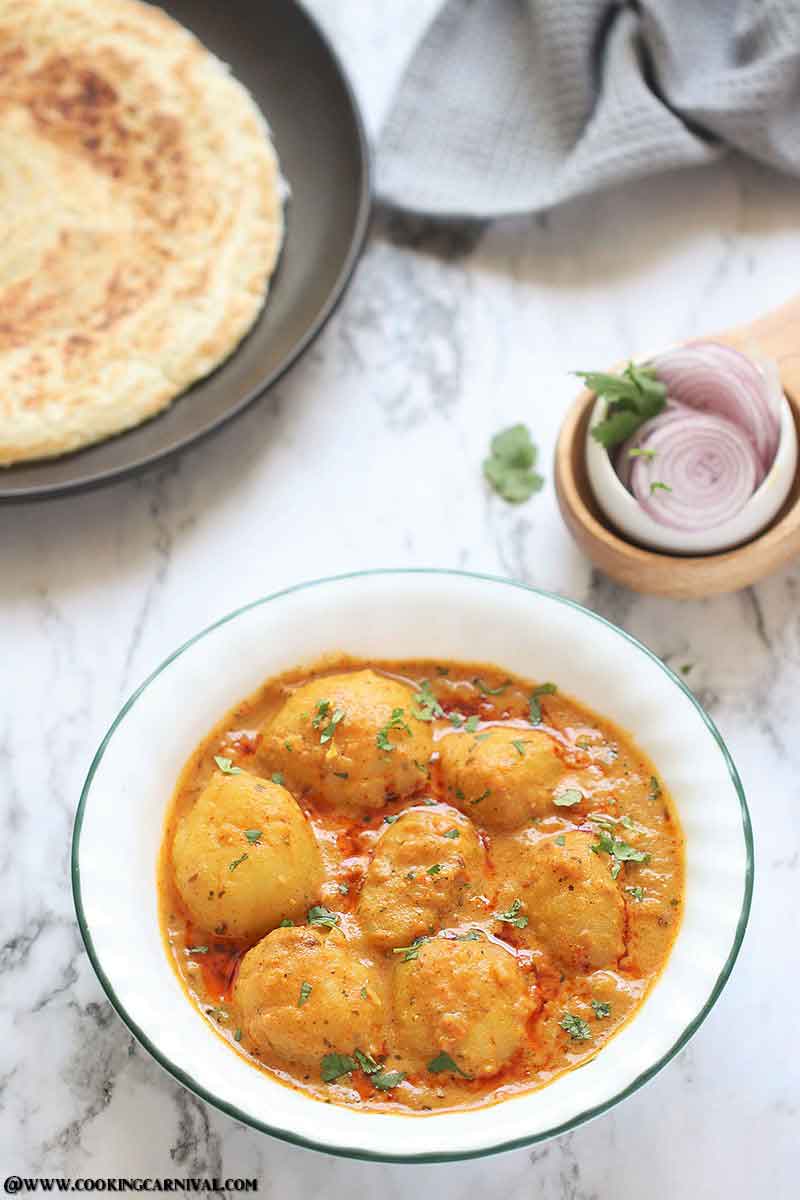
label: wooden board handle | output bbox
[723,294,800,399]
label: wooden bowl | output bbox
[554,296,800,598]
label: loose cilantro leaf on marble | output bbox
[483,424,544,503]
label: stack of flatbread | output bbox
[0,0,284,464]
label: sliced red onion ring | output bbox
[614,401,691,488]
[630,412,761,531]
[651,342,780,471]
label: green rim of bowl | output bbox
[71,568,754,1164]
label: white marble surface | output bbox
[3,3,800,1195]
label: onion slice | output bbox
[629,412,761,531]
[651,342,780,471]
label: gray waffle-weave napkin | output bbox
[377,0,800,218]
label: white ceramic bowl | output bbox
[586,394,798,555]
[72,570,752,1163]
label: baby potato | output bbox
[357,806,487,948]
[393,935,534,1078]
[234,926,384,1069]
[172,770,323,940]
[508,830,625,971]
[438,725,565,831]
[261,669,432,812]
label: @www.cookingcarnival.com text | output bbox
[3,1181,258,1194]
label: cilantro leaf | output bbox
[483,424,544,504]
[354,1048,381,1075]
[427,1051,473,1078]
[591,1000,611,1019]
[412,680,445,722]
[626,885,645,902]
[559,1012,592,1041]
[580,362,667,450]
[392,935,429,962]
[372,1069,406,1091]
[376,707,412,752]
[228,852,248,872]
[443,828,460,839]
[474,678,509,696]
[243,829,262,843]
[553,787,582,807]
[464,715,480,733]
[320,1053,357,1083]
[298,981,312,1007]
[529,682,557,725]
[591,829,650,878]
[307,905,340,929]
[214,756,242,775]
[493,897,528,928]
[650,481,672,495]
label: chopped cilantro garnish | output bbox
[376,708,412,752]
[427,1051,473,1079]
[443,828,460,839]
[464,715,480,733]
[412,680,445,722]
[529,683,557,725]
[214,755,242,775]
[373,1069,406,1091]
[554,834,566,846]
[591,1000,611,1019]
[474,678,509,696]
[307,905,340,929]
[553,787,582,807]
[228,852,248,872]
[271,772,285,786]
[320,1053,357,1083]
[591,829,650,878]
[337,882,350,894]
[244,829,262,843]
[448,712,465,728]
[493,898,528,928]
[279,918,293,928]
[354,1049,381,1075]
[234,1028,242,1042]
[511,738,526,756]
[187,945,208,955]
[384,813,401,824]
[649,775,662,801]
[392,936,428,962]
[626,885,645,901]
[320,707,345,744]
[559,1012,592,1041]
[427,863,443,876]
[471,788,491,805]
[650,481,672,495]
[298,981,312,1007]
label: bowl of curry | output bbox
[72,569,752,1161]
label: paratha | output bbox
[0,0,284,465]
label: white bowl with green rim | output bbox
[72,569,752,1163]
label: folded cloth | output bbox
[377,0,800,218]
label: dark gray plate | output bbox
[2,0,370,502]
